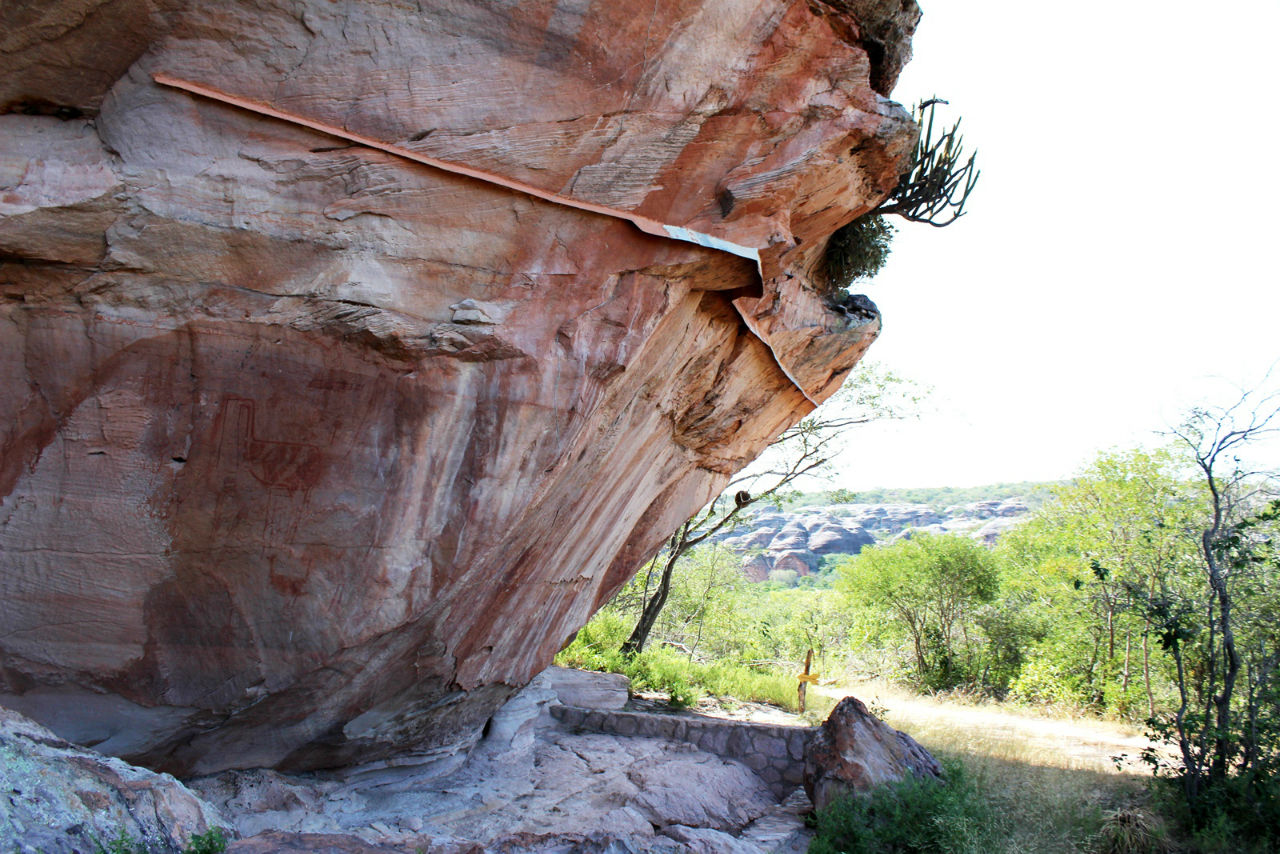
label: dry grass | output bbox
[834,679,1153,774]
[815,681,1157,854]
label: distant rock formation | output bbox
[719,498,1031,580]
[0,0,918,775]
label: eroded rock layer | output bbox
[0,0,918,774]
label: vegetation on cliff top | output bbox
[820,98,980,302]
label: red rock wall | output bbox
[0,0,917,774]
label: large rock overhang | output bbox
[0,0,918,774]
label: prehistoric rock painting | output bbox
[213,397,327,545]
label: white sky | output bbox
[823,0,1280,491]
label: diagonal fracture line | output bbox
[153,72,760,263]
[152,72,827,405]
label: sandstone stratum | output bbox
[0,0,920,776]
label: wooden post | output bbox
[797,648,816,713]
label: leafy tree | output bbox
[1134,383,1280,837]
[838,533,1000,690]
[1005,449,1201,716]
[609,544,746,660]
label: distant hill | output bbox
[784,481,1062,512]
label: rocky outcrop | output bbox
[0,665,813,852]
[720,510,875,578]
[0,707,229,854]
[803,696,942,811]
[185,667,811,853]
[0,0,918,775]
[720,499,1031,580]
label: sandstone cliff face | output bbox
[0,0,918,774]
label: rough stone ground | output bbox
[190,670,813,853]
[0,665,818,853]
[196,733,810,853]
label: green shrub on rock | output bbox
[820,213,895,302]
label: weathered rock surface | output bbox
[0,0,917,775]
[186,669,807,853]
[540,664,630,712]
[803,695,942,811]
[0,707,229,854]
[0,667,823,852]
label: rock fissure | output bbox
[153,73,765,265]
[150,71,848,406]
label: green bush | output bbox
[1095,807,1171,854]
[821,214,895,302]
[556,609,632,673]
[620,648,698,708]
[808,758,1003,854]
[183,828,229,854]
[557,614,807,712]
[1146,761,1280,853]
[697,660,801,710]
[94,829,144,854]
[92,826,228,854]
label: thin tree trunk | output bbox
[1123,628,1132,692]
[1206,534,1240,781]
[1108,604,1116,661]
[1143,626,1155,719]
[622,555,675,655]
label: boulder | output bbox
[740,553,773,583]
[541,666,630,711]
[0,0,914,775]
[767,522,813,552]
[892,523,947,542]
[970,516,1023,545]
[627,757,776,831]
[0,706,229,854]
[769,550,819,576]
[803,696,942,811]
[725,527,780,550]
[795,514,837,531]
[996,498,1031,517]
[807,523,875,555]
